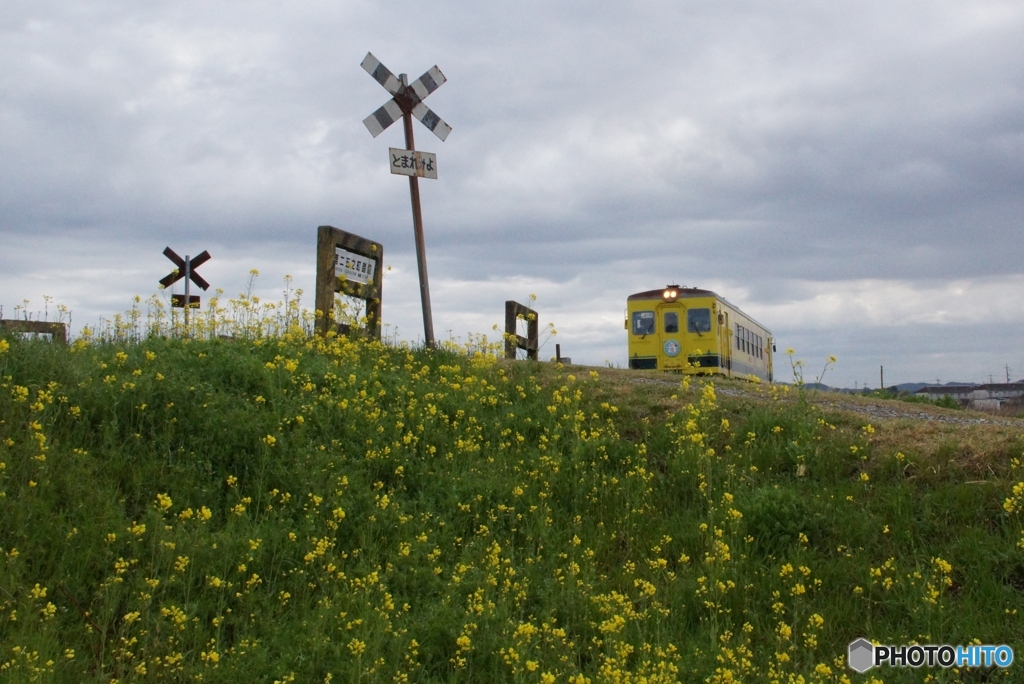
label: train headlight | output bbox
[663,289,678,300]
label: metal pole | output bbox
[184,255,191,332]
[400,73,435,348]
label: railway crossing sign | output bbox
[361,53,451,141]
[360,51,452,348]
[159,247,210,324]
[160,247,211,292]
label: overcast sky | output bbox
[2,0,1023,387]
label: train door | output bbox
[658,304,684,370]
[721,310,731,377]
[683,304,716,373]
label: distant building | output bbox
[915,383,1024,410]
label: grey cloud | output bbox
[3,0,1023,386]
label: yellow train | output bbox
[626,284,774,381]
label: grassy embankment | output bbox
[2,299,1023,683]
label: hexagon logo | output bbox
[848,638,875,673]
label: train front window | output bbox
[664,311,679,333]
[687,308,711,334]
[632,311,655,335]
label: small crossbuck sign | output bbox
[361,52,452,142]
[159,247,210,291]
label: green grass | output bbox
[896,394,963,411]
[1,328,1023,683]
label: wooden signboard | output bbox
[315,225,384,338]
[504,300,539,361]
[170,294,201,308]
[0,320,68,345]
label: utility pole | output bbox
[880,365,884,391]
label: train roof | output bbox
[627,285,772,334]
[627,286,718,301]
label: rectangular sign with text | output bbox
[334,247,376,285]
[389,148,437,179]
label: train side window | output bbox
[632,311,655,335]
[688,308,711,333]
[664,311,679,333]
[735,325,741,349]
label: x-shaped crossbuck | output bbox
[361,52,452,142]
[159,247,211,291]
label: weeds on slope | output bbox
[1,301,1023,683]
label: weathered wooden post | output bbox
[504,300,539,360]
